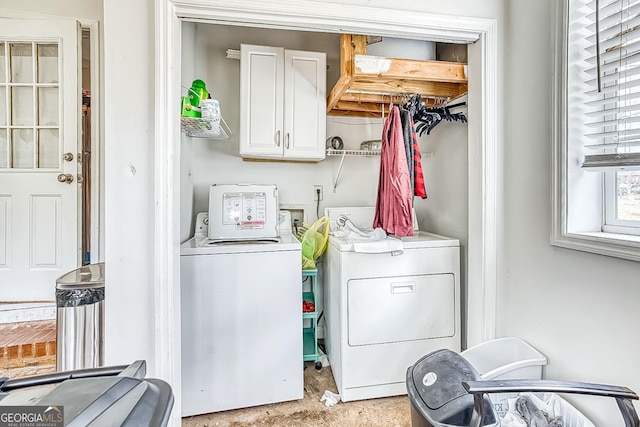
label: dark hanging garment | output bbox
[373,105,414,237]
[400,109,415,193]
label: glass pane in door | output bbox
[38,87,59,126]
[0,43,5,82]
[12,128,34,168]
[0,86,5,126]
[0,130,7,168]
[38,129,59,168]
[11,87,33,126]
[37,44,58,83]
[10,43,33,83]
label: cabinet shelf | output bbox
[181,116,232,139]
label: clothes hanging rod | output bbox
[437,101,466,109]
[226,49,240,60]
[345,89,449,101]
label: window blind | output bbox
[582,0,640,170]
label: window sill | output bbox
[551,231,640,262]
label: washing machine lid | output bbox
[181,210,300,255]
[180,232,300,255]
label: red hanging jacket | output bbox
[373,105,414,237]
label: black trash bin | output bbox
[407,349,640,427]
[0,360,173,426]
[406,349,498,427]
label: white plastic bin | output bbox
[461,337,547,380]
[461,337,547,417]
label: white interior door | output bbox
[0,18,81,301]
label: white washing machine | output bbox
[324,207,460,402]
[180,211,303,417]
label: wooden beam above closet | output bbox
[326,34,468,118]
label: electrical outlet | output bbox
[313,185,323,201]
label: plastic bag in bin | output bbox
[500,392,595,427]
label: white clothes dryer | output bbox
[324,207,461,402]
[180,211,303,417]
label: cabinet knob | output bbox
[285,133,290,149]
[276,130,281,147]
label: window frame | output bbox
[551,0,640,261]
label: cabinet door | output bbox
[240,44,284,157]
[283,50,326,161]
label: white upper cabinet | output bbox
[240,44,326,161]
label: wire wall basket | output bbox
[180,116,232,139]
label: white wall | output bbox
[103,0,155,368]
[1,0,101,20]
[502,1,640,423]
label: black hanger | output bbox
[403,95,468,136]
[403,94,442,136]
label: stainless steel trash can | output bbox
[55,262,104,371]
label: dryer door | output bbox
[347,274,456,346]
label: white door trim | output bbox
[155,1,498,423]
[83,20,102,264]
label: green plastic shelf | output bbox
[303,327,319,361]
[302,291,316,305]
[302,268,319,362]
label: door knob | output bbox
[63,152,74,162]
[57,173,74,184]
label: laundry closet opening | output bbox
[154,3,499,420]
[178,20,471,417]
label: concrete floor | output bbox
[182,363,413,427]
